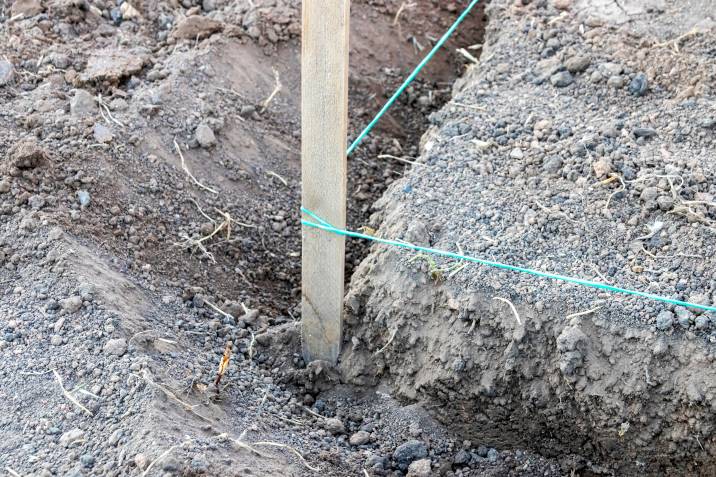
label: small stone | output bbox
[93,124,114,143]
[104,338,128,356]
[77,191,91,208]
[688,293,710,306]
[195,123,217,148]
[565,55,590,73]
[607,75,626,88]
[200,222,215,236]
[655,310,674,331]
[592,158,612,178]
[509,148,524,159]
[453,449,471,466]
[190,454,209,473]
[640,187,658,202]
[240,105,256,117]
[171,16,223,40]
[108,429,123,446]
[633,127,657,139]
[487,448,499,462]
[47,53,71,69]
[550,71,574,87]
[695,315,711,331]
[543,156,563,173]
[20,214,38,231]
[323,417,345,434]
[50,334,63,346]
[134,453,148,470]
[110,7,122,25]
[599,62,623,77]
[701,118,716,129]
[79,454,95,468]
[552,0,572,10]
[11,0,44,17]
[120,2,141,20]
[629,72,648,96]
[161,456,179,471]
[28,195,46,210]
[60,296,83,314]
[675,307,693,328]
[406,458,432,477]
[59,428,85,447]
[393,440,428,469]
[9,139,49,169]
[0,59,15,86]
[349,431,371,446]
[365,453,389,471]
[657,195,674,211]
[70,90,98,118]
[80,49,149,83]
[0,180,10,193]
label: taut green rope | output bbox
[301,207,716,313]
[346,0,482,156]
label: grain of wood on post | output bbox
[301,0,351,364]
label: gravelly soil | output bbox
[0,0,568,476]
[342,0,716,475]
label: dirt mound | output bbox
[342,0,716,475]
[0,0,565,476]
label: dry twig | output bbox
[393,1,416,26]
[214,341,233,389]
[377,154,429,167]
[134,371,213,423]
[566,306,602,320]
[375,328,398,354]
[266,170,288,186]
[456,47,479,64]
[261,68,282,112]
[143,444,181,477]
[654,27,701,53]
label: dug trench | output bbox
[2,0,714,475]
[339,0,716,476]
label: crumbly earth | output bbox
[0,0,566,476]
[342,0,716,475]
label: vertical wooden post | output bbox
[301,0,351,364]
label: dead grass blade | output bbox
[52,369,93,416]
[252,441,319,472]
[173,138,218,194]
[492,297,522,325]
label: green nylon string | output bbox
[323,0,716,313]
[300,207,716,313]
[346,0,482,156]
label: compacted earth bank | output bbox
[342,0,716,476]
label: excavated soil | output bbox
[0,1,568,477]
[342,0,716,476]
[2,0,715,476]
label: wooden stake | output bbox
[301,0,351,364]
